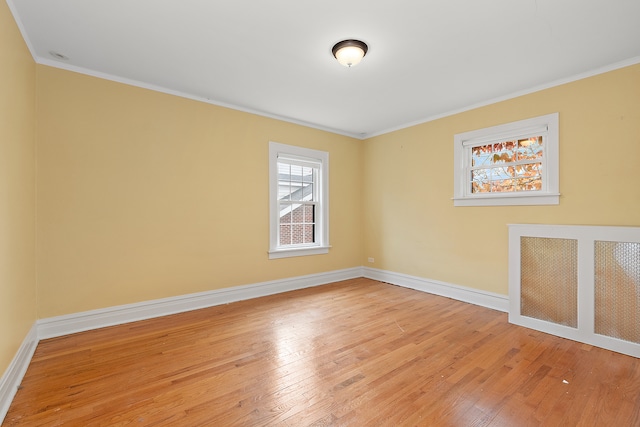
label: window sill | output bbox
[268,245,331,259]
[453,193,560,207]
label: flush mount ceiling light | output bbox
[332,39,368,67]
[49,51,69,61]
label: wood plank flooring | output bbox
[4,278,640,426]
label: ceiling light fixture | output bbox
[332,39,368,68]
[49,51,69,61]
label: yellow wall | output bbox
[36,66,364,317]
[0,1,37,374]
[363,64,640,295]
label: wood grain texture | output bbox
[4,278,640,426]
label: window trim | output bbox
[453,113,560,207]
[269,141,330,259]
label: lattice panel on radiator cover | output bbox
[594,241,640,344]
[520,236,578,328]
[510,225,640,358]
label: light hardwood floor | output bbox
[4,278,640,426]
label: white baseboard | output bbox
[37,267,364,340]
[0,324,38,425]
[363,267,509,312]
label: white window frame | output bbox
[453,113,560,206]
[269,141,330,259]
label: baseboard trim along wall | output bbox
[1,266,508,423]
[363,267,509,313]
[37,267,365,340]
[0,324,38,424]
[32,268,508,342]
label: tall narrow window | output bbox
[269,142,329,259]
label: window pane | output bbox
[491,141,517,163]
[471,169,490,180]
[472,145,492,167]
[490,178,516,192]
[303,205,315,223]
[517,137,543,161]
[291,182,313,201]
[279,207,292,226]
[514,162,541,176]
[492,165,515,179]
[291,224,304,245]
[290,164,303,180]
[278,184,291,200]
[472,181,488,193]
[279,224,291,246]
[515,177,542,191]
[292,205,305,225]
[303,224,315,244]
[471,169,490,193]
[515,163,542,191]
[277,162,291,175]
[277,162,291,200]
[302,166,314,183]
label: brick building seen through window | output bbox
[279,204,315,246]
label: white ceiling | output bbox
[7,0,640,139]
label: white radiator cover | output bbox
[508,224,640,358]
